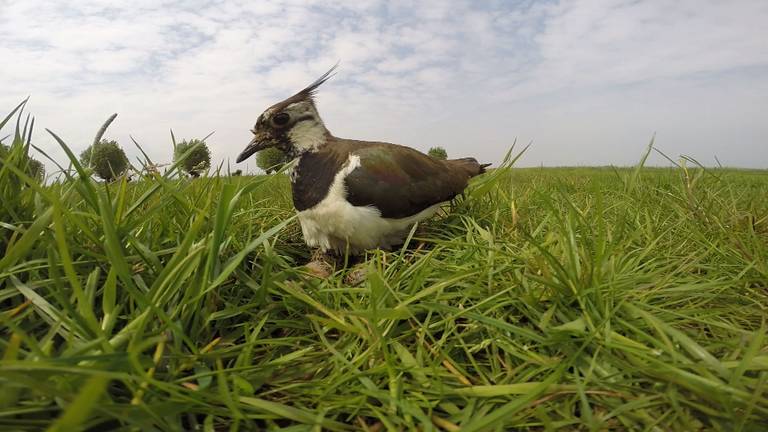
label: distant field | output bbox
[2,119,768,429]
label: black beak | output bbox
[236,136,268,163]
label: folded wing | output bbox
[344,144,483,218]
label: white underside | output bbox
[297,154,444,253]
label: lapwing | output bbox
[236,65,489,254]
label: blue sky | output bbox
[2,0,767,174]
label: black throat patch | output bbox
[291,150,347,211]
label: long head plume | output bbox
[293,61,339,102]
[236,62,340,163]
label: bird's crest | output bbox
[292,61,339,102]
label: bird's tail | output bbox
[446,157,491,177]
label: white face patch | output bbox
[282,101,326,153]
[287,121,326,153]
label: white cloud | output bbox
[506,0,768,97]
[0,0,766,177]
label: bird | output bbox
[236,65,489,254]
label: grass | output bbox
[2,102,768,431]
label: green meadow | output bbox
[2,103,768,431]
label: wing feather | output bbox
[344,145,472,218]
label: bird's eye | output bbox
[272,112,290,127]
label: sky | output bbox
[2,0,767,176]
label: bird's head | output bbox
[236,64,338,163]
